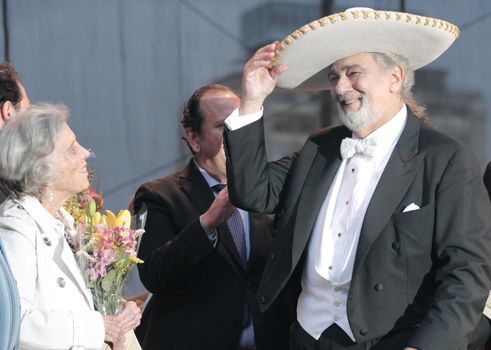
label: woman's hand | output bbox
[103,315,125,349]
[102,301,141,349]
[117,301,142,334]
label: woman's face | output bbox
[49,122,90,199]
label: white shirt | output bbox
[225,104,407,341]
[0,196,105,350]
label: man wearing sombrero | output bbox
[223,8,491,350]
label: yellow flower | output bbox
[93,212,102,225]
[104,210,117,227]
[104,209,132,228]
[130,255,144,264]
[116,210,131,228]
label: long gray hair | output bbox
[372,52,427,121]
[0,103,68,198]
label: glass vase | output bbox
[93,283,125,315]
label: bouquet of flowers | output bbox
[76,199,144,315]
[64,167,104,224]
[64,187,104,223]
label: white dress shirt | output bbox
[225,104,407,341]
[0,196,105,350]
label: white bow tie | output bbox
[340,137,377,159]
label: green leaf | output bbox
[101,269,117,292]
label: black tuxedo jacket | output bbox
[133,160,292,350]
[224,112,491,350]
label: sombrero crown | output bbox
[273,8,459,90]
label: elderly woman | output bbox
[0,104,141,350]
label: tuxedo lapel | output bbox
[354,114,424,269]
[292,127,350,266]
[180,160,245,270]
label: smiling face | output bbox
[47,122,90,201]
[328,52,404,137]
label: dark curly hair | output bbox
[0,62,21,109]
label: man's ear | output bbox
[0,101,14,122]
[389,66,404,94]
[184,128,200,153]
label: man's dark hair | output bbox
[0,62,21,109]
[181,83,234,134]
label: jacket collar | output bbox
[15,195,94,308]
[15,196,69,236]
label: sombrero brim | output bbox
[273,8,459,90]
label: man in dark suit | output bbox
[134,83,292,350]
[223,8,491,350]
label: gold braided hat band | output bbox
[273,7,459,90]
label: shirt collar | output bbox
[193,159,222,188]
[352,104,407,159]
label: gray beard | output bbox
[335,95,376,132]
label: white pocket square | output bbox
[403,203,420,213]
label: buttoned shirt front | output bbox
[298,105,407,340]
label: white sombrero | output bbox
[273,8,459,90]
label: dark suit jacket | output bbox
[224,112,491,350]
[133,160,292,350]
[483,162,491,201]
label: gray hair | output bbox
[372,52,427,120]
[0,103,68,198]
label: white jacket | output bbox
[0,196,104,350]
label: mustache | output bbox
[336,93,364,105]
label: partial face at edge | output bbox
[0,80,30,127]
